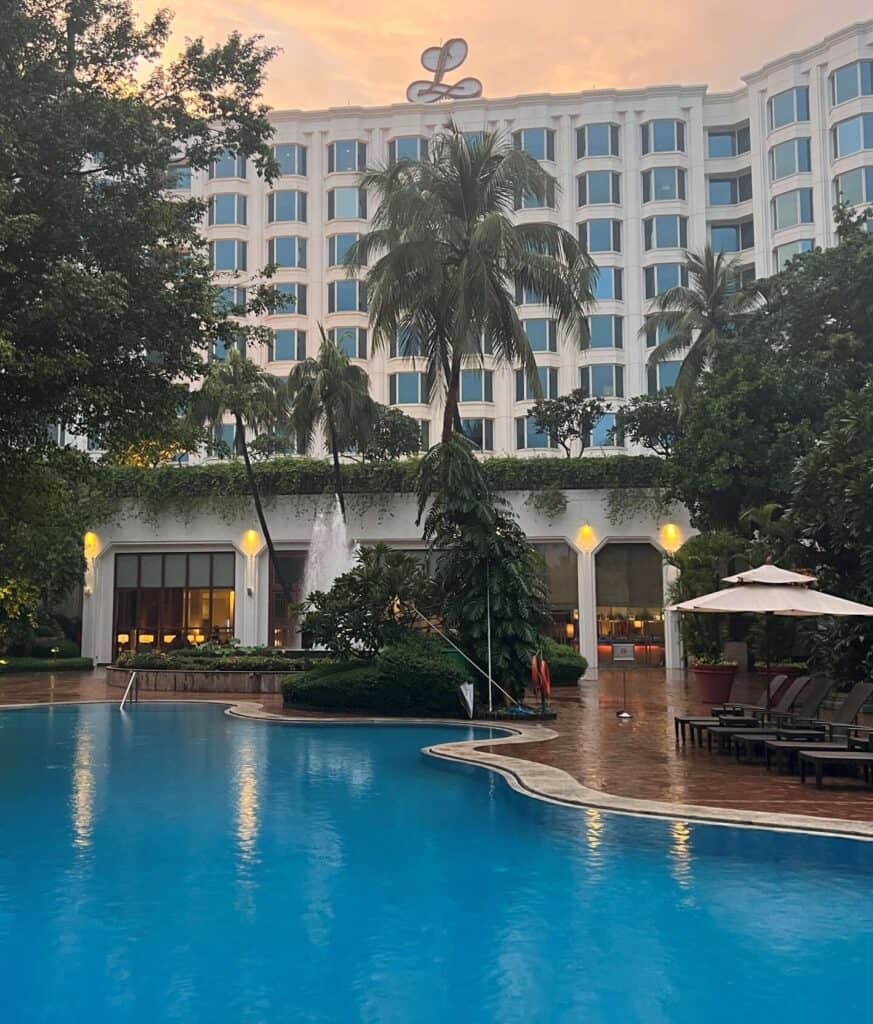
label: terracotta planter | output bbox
[692,664,737,704]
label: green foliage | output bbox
[290,328,378,516]
[97,454,666,522]
[528,390,607,457]
[116,652,315,672]
[283,636,472,715]
[525,487,568,522]
[541,638,588,685]
[351,121,595,442]
[667,334,825,530]
[0,0,277,458]
[360,406,422,462]
[303,545,434,657]
[0,657,93,674]
[668,532,748,661]
[670,219,873,531]
[417,437,549,698]
[0,449,107,653]
[645,246,761,412]
[614,393,680,458]
[788,383,873,683]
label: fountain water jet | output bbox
[302,496,358,602]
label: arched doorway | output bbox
[595,542,665,666]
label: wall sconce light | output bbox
[659,522,682,554]
[241,529,260,556]
[576,523,597,553]
[565,621,576,640]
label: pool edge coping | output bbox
[4,697,873,842]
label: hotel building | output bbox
[81,20,873,675]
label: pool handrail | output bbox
[120,671,139,711]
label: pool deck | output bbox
[4,666,873,837]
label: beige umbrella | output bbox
[670,564,873,617]
[669,562,873,706]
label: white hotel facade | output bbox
[81,21,873,675]
[181,18,873,456]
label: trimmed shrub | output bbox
[30,637,80,658]
[0,657,93,674]
[116,650,316,672]
[542,639,588,686]
[283,637,473,715]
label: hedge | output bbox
[116,649,318,672]
[98,455,666,520]
[283,637,473,715]
[542,639,588,686]
[0,657,93,674]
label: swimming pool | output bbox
[1,703,871,1023]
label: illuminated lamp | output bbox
[565,622,575,640]
[659,522,682,554]
[139,633,155,644]
[576,523,597,553]
[116,633,130,645]
[241,529,260,556]
[83,531,99,557]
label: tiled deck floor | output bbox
[4,667,873,824]
[480,668,873,824]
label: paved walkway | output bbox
[4,666,873,824]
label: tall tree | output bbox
[0,0,277,638]
[416,437,549,698]
[190,349,293,600]
[289,328,377,518]
[645,246,760,413]
[349,122,595,442]
[0,0,278,459]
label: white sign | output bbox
[613,643,636,663]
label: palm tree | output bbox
[289,327,376,518]
[348,122,595,443]
[645,246,760,413]
[190,347,294,601]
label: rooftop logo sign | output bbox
[406,38,483,104]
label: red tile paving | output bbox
[4,667,873,823]
[480,669,873,824]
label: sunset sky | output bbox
[134,1,872,111]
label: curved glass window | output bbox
[768,87,809,130]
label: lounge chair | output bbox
[799,749,873,788]
[763,682,873,772]
[694,676,812,751]
[673,675,787,746]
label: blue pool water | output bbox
[1,704,872,1023]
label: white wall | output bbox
[81,489,694,676]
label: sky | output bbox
[133,1,873,111]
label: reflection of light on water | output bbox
[585,808,604,851]
[235,736,260,864]
[670,820,693,889]
[583,808,606,881]
[71,722,95,849]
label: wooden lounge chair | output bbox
[799,750,873,788]
[695,676,812,751]
[762,682,873,772]
[673,675,787,746]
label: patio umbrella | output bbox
[669,563,873,705]
[670,564,873,618]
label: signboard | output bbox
[406,38,483,104]
[613,643,636,663]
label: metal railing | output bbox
[120,670,138,711]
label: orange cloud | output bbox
[134,1,873,110]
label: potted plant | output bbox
[690,651,738,703]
